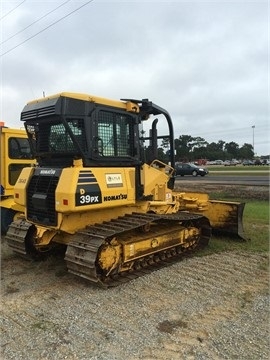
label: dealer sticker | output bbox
[105,173,123,187]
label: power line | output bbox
[0,0,27,21]
[0,0,94,57]
[1,0,72,45]
[187,124,269,138]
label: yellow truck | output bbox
[0,124,35,233]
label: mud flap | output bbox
[200,200,246,240]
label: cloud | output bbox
[1,0,268,155]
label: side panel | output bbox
[13,167,36,206]
[55,167,136,212]
[140,163,172,201]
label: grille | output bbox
[27,174,59,226]
[21,105,56,121]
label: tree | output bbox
[238,143,254,159]
[175,135,195,161]
[157,147,167,162]
[217,140,226,151]
[189,137,208,161]
[189,137,208,151]
[224,142,239,159]
[205,142,225,160]
[160,138,170,150]
[143,131,255,164]
[193,146,209,160]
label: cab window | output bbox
[97,111,133,157]
[8,137,32,159]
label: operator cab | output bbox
[22,94,142,168]
[22,93,175,172]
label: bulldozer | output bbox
[6,92,245,287]
[0,124,35,234]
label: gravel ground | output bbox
[1,238,269,360]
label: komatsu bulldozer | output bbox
[6,92,245,287]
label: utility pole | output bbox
[252,125,255,156]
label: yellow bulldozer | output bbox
[6,92,245,287]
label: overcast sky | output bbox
[1,0,269,156]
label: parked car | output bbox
[254,159,263,165]
[214,160,224,165]
[224,160,237,166]
[175,163,209,177]
[242,160,254,166]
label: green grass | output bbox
[208,165,270,174]
[244,200,269,224]
[201,200,269,255]
[209,171,269,177]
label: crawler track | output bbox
[64,212,211,287]
[6,219,33,257]
[5,212,211,286]
[6,219,59,260]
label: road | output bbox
[175,174,269,186]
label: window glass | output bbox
[97,111,133,157]
[48,123,76,152]
[26,118,86,154]
[8,137,32,159]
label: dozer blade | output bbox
[200,200,246,240]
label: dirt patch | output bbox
[157,319,188,334]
